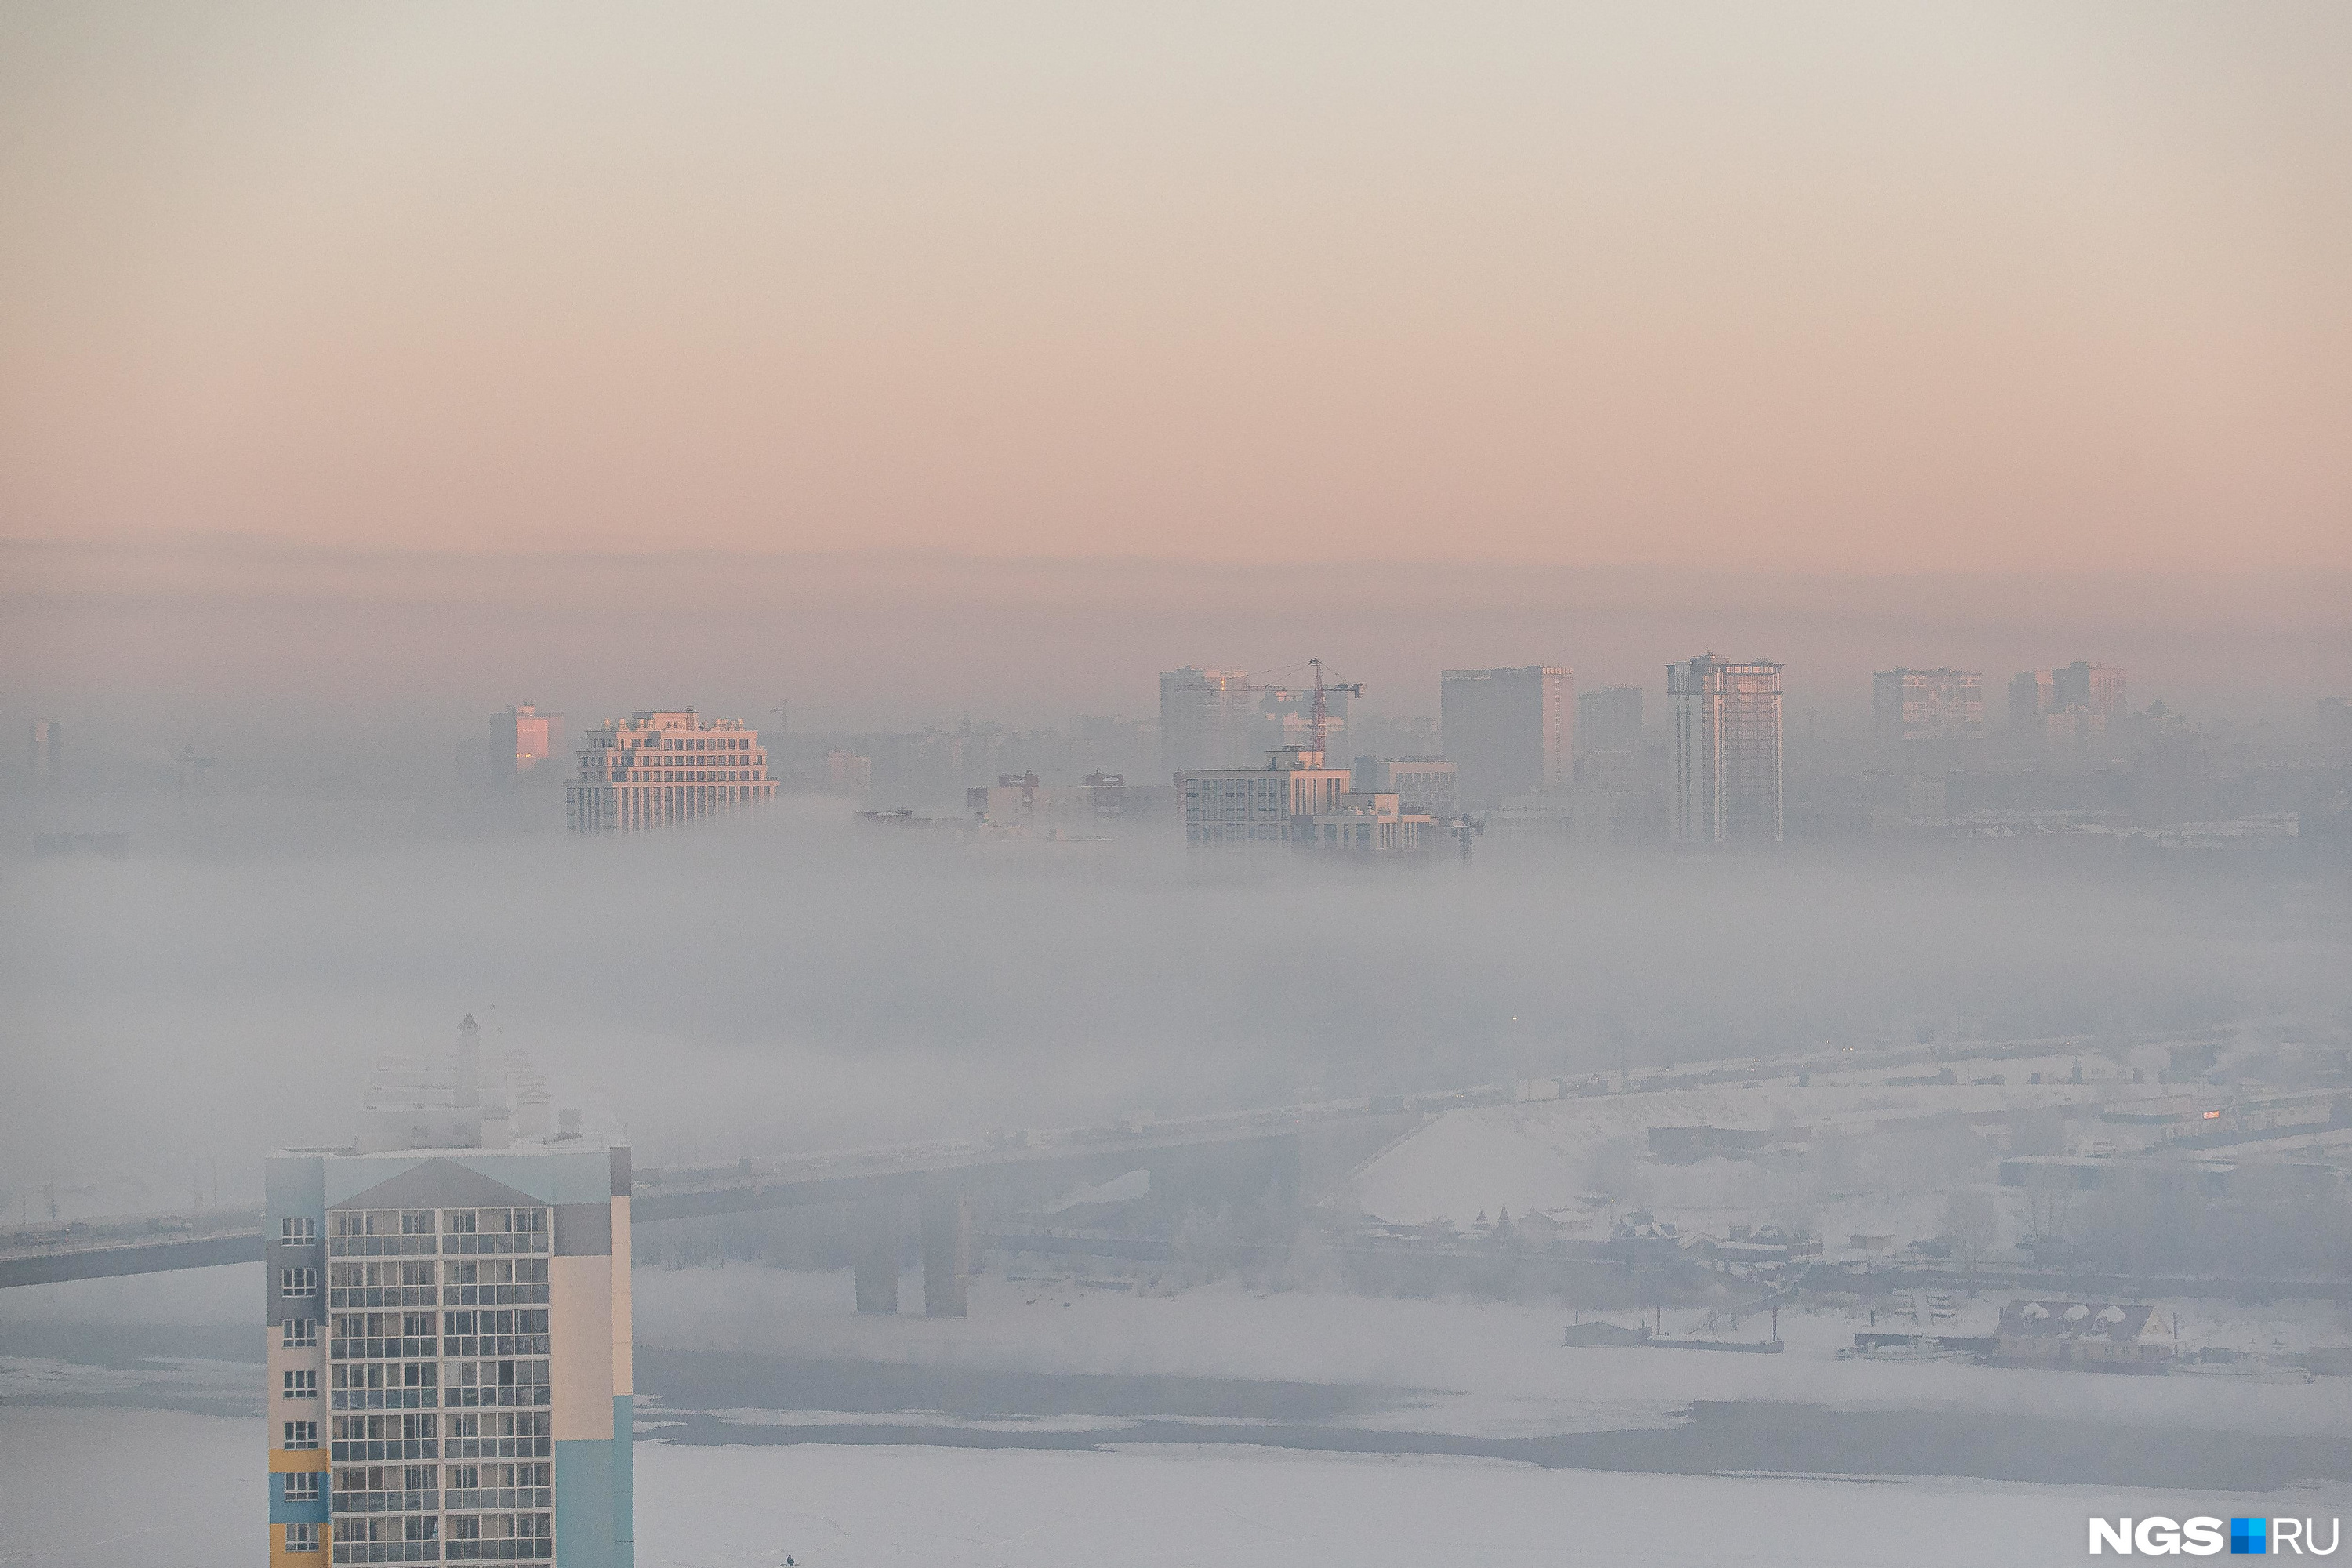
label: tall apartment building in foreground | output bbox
[267,1025,632,1566]
[566,709,775,833]
[1669,655,1783,844]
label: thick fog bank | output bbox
[4,800,2343,1209]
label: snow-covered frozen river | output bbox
[5,1262,2350,1564]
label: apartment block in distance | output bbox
[1182,746,1439,852]
[266,1025,632,1566]
[1439,666,1571,810]
[2007,662,2127,750]
[1160,667,1258,778]
[1352,757,1458,822]
[1668,655,1783,844]
[566,709,775,833]
[1871,669,1984,745]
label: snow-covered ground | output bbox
[5,1404,2343,1568]
[1346,1072,2124,1229]
[5,1258,2350,1565]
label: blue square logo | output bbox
[2232,1517,2267,1555]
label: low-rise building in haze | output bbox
[565,710,775,833]
[1352,757,1458,822]
[1182,746,1438,851]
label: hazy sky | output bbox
[3,2,2347,572]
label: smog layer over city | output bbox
[4,6,2350,1566]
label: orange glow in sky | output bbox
[2,3,2347,572]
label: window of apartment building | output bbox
[285,1522,320,1554]
[284,1316,319,1347]
[332,1359,437,1394]
[284,1472,322,1503]
[441,1307,550,1357]
[441,1207,549,1256]
[444,1410,550,1458]
[445,1458,553,1508]
[332,1463,441,1513]
[443,1512,552,1562]
[328,1258,437,1308]
[329,1412,438,1462]
[329,1208,437,1258]
[328,1309,437,1360]
[445,1357,551,1406]
[282,1217,319,1245]
[282,1267,320,1298]
[284,1368,319,1399]
[333,1515,441,1561]
[283,1419,320,1450]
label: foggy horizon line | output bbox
[10,531,2351,593]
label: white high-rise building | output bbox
[565,710,775,833]
[1669,655,1782,844]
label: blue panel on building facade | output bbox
[613,1394,636,1566]
[267,1475,331,1524]
[555,1438,617,1568]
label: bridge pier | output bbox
[853,1200,899,1313]
[920,1189,971,1318]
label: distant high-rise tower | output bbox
[1668,655,1782,844]
[2008,670,2055,730]
[494,706,563,781]
[2051,662,2126,717]
[463,705,567,792]
[1575,687,1643,753]
[1440,666,1572,810]
[566,710,775,833]
[1159,668,1257,779]
[1871,670,1984,745]
[28,718,62,787]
